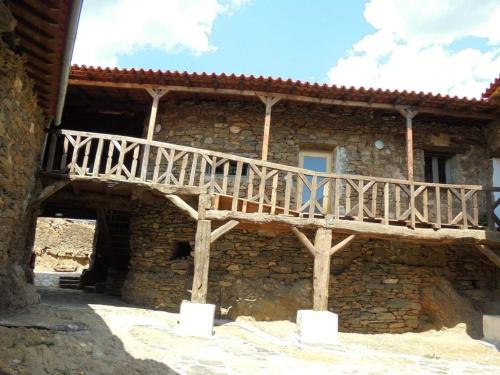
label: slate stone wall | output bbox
[0,41,45,311]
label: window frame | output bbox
[298,150,334,210]
[424,152,453,184]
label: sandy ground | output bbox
[0,288,499,375]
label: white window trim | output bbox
[298,150,333,211]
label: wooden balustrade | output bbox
[42,129,500,231]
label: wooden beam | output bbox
[29,180,70,208]
[68,79,496,120]
[206,210,500,245]
[210,220,239,243]
[330,234,356,255]
[476,244,500,268]
[191,219,211,303]
[165,194,198,221]
[313,228,332,311]
[399,108,418,181]
[291,226,316,256]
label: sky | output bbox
[72,0,500,99]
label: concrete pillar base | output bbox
[483,315,500,345]
[297,310,338,345]
[178,300,215,338]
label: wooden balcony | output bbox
[39,129,500,246]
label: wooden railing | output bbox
[42,129,500,231]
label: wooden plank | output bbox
[28,180,70,208]
[461,188,468,229]
[188,153,199,186]
[221,161,229,194]
[210,220,239,243]
[435,186,441,228]
[486,189,495,231]
[291,227,316,256]
[178,153,189,185]
[145,88,168,141]
[270,173,279,215]
[472,191,479,226]
[92,138,104,177]
[231,161,243,211]
[284,172,292,216]
[358,180,364,221]
[104,140,114,176]
[447,188,453,225]
[423,187,429,222]
[191,219,211,303]
[334,178,341,219]
[309,175,318,218]
[59,136,69,172]
[383,182,389,225]
[395,185,401,220]
[410,184,416,228]
[69,135,81,174]
[164,148,176,185]
[371,183,377,218]
[152,147,162,182]
[261,96,272,161]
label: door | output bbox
[298,150,333,212]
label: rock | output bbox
[229,126,241,133]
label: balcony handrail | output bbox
[46,129,492,191]
[41,129,500,231]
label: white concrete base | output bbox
[483,315,500,345]
[178,300,215,338]
[297,310,338,345]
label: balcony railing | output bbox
[41,129,500,231]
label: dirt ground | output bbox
[0,288,499,375]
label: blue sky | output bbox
[119,0,373,83]
[73,0,500,98]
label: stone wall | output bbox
[122,201,498,333]
[0,40,46,311]
[155,98,490,186]
[33,218,95,272]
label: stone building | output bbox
[1,1,500,340]
[0,1,81,311]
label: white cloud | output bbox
[73,0,248,67]
[327,0,500,98]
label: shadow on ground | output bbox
[0,287,178,375]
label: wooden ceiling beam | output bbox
[68,79,497,121]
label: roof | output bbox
[69,65,498,121]
[483,76,500,100]
[10,0,72,118]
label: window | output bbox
[207,160,248,176]
[298,150,333,208]
[424,152,454,183]
[170,241,192,260]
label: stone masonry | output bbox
[0,40,45,311]
[121,97,498,333]
[33,218,95,272]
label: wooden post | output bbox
[313,228,332,310]
[145,88,169,141]
[258,95,281,161]
[191,219,212,303]
[399,108,418,181]
[292,227,356,311]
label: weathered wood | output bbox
[291,227,316,256]
[206,210,500,245]
[476,244,500,268]
[313,228,332,311]
[145,88,169,141]
[191,219,211,303]
[165,194,198,221]
[330,234,356,255]
[210,220,239,243]
[29,180,70,208]
[69,79,496,120]
[400,108,418,181]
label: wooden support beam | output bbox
[164,194,198,221]
[191,219,212,303]
[210,220,239,243]
[145,88,169,141]
[313,228,332,311]
[330,234,356,255]
[258,95,281,161]
[399,108,418,181]
[291,226,316,255]
[29,180,70,208]
[69,79,496,120]
[477,244,500,268]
